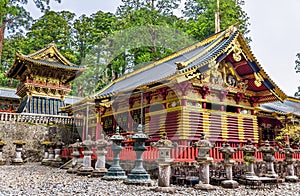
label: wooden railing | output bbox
[102,146,300,163]
[0,112,74,125]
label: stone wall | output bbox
[0,121,48,163]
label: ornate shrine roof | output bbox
[259,97,300,116]
[92,26,286,103]
[6,42,86,84]
[0,87,19,99]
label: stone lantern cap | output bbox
[152,132,177,149]
[238,138,257,152]
[219,141,236,154]
[0,138,6,146]
[259,140,276,153]
[110,126,125,142]
[132,124,148,141]
[69,139,82,149]
[95,134,111,148]
[41,141,52,146]
[81,135,95,148]
[193,133,213,148]
[13,140,26,145]
[54,140,65,148]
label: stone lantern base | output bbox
[92,168,107,177]
[124,173,152,185]
[11,158,24,165]
[285,175,299,182]
[102,167,127,180]
[194,182,216,191]
[152,186,176,193]
[0,158,6,165]
[221,180,239,189]
[77,166,94,176]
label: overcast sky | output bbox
[26,0,300,97]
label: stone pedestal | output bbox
[41,141,51,165]
[151,133,177,193]
[219,142,239,188]
[92,148,108,177]
[193,133,216,190]
[67,139,82,174]
[0,139,6,165]
[51,141,64,167]
[124,124,152,185]
[103,127,127,180]
[258,140,278,178]
[12,141,26,165]
[77,136,95,176]
[92,134,110,177]
[67,149,81,174]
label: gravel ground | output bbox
[0,163,300,196]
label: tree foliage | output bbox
[0,0,62,63]
[0,0,251,97]
[183,0,250,41]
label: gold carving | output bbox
[254,72,263,87]
[232,41,242,62]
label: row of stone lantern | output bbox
[0,138,26,165]
[41,140,64,167]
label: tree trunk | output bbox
[0,21,6,64]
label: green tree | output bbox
[0,0,62,63]
[71,11,119,96]
[114,0,191,76]
[117,0,181,16]
[26,10,77,63]
[294,53,300,97]
[183,0,250,40]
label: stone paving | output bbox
[1,163,300,196]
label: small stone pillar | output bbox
[258,140,278,178]
[92,134,111,177]
[124,124,152,185]
[0,138,6,165]
[218,142,239,188]
[41,141,52,165]
[51,140,65,167]
[103,126,127,180]
[238,139,257,177]
[47,142,55,166]
[193,133,216,190]
[152,132,177,193]
[281,143,299,182]
[12,140,26,165]
[77,135,95,176]
[67,139,82,174]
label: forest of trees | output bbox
[0,0,250,96]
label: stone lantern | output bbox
[124,124,152,185]
[193,133,216,190]
[237,138,257,177]
[258,140,278,178]
[280,143,299,182]
[103,126,127,180]
[152,132,177,193]
[0,138,6,165]
[41,140,52,165]
[92,134,111,177]
[218,141,239,188]
[77,135,95,176]
[12,140,26,165]
[52,140,65,167]
[67,139,82,174]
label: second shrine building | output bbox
[62,26,299,147]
